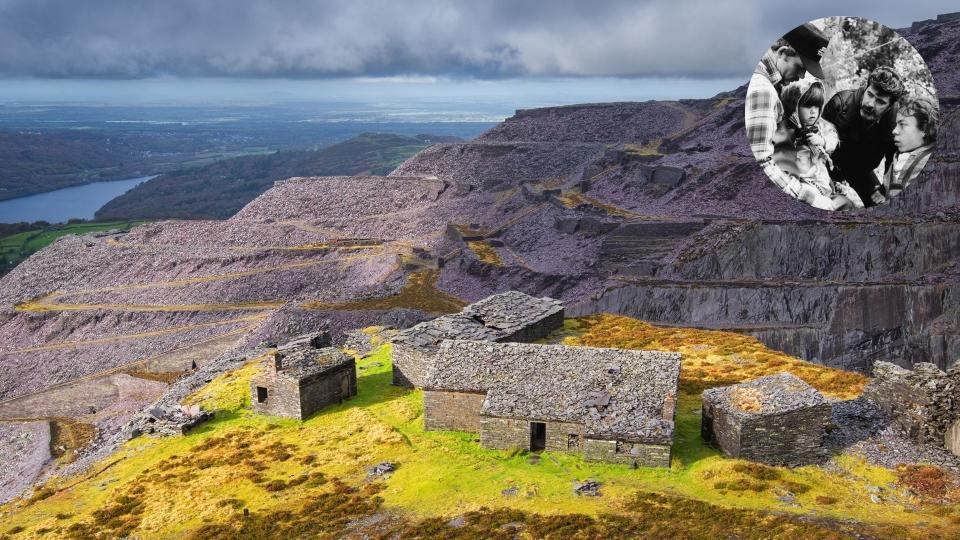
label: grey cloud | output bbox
[0,0,953,79]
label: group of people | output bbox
[746,23,939,210]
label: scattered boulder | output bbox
[573,479,602,496]
[367,462,397,477]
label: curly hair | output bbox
[770,38,797,56]
[898,95,939,144]
[867,66,905,102]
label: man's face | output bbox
[776,48,806,83]
[893,113,926,152]
[798,105,820,127]
[859,84,893,123]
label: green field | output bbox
[0,220,151,274]
[3,319,956,539]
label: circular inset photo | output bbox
[745,17,939,210]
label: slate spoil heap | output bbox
[423,340,681,467]
[250,345,357,421]
[701,373,831,466]
[863,361,960,456]
[390,291,564,387]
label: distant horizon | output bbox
[0,76,745,112]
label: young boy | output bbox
[776,79,863,210]
[878,95,938,202]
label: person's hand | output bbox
[805,132,825,148]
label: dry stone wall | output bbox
[862,361,960,456]
[423,390,485,432]
[701,373,832,465]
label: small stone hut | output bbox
[390,291,564,387]
[862,361,960,456]
[423,340,681,467]
[250,347,357,420]
[701,373,831,465]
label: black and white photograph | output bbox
[746,16,939,210]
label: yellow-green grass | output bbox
[2,318,958,539]
[465,240,503,266]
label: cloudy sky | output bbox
[0,0,952,105]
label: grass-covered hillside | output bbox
[2,315,958,539]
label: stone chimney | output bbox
[271,351,284,372]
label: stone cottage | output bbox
[701,373,831,465]
[862,361,960,456]
[390,290,564,387]
[422,340,682,467]
[250,347,357,420]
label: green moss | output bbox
[2,333,957,539]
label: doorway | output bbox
[530,422,546,451]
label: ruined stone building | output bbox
[250,347,357,420]
[422,340,681,467]
[863,361,960,456]
[276,331,332,353]
[701,373,831,466]
[390,291,564,387]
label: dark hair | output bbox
[867,66,905,102]
[898,95,939,144]
[798,82,825,109]
[770,38,797,56]
[780,81,824,125]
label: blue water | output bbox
[0,176,156,224]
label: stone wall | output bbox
[544,420,585,452]
[737,406,832,465]
[250,376,302,419]
[392,342,431,388]
[701,398,743,456]
[480,416,530,450]
[423,390,485,431]
[863,361,960,455]
[251,361,357,420]
[298,363,357,420]
[582,438,671,467]
[948,420,960,456]
[702,390,832,466]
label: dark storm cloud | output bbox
[0,0,953,79]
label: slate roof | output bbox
[273,347,353,382]
[424,340,681,445]
[701,372,827,417]
[392,291,563,349]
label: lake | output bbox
[0,176,156,224]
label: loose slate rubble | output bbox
[862,361,960,457]
[423,340,681,467]
[390,290,564,387]
[135,405,213,437]
[250,340,357,420]
[573,479,603,497]
[701,373,831,466]
[366,461,396,477]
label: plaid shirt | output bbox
[745,51,804,197]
